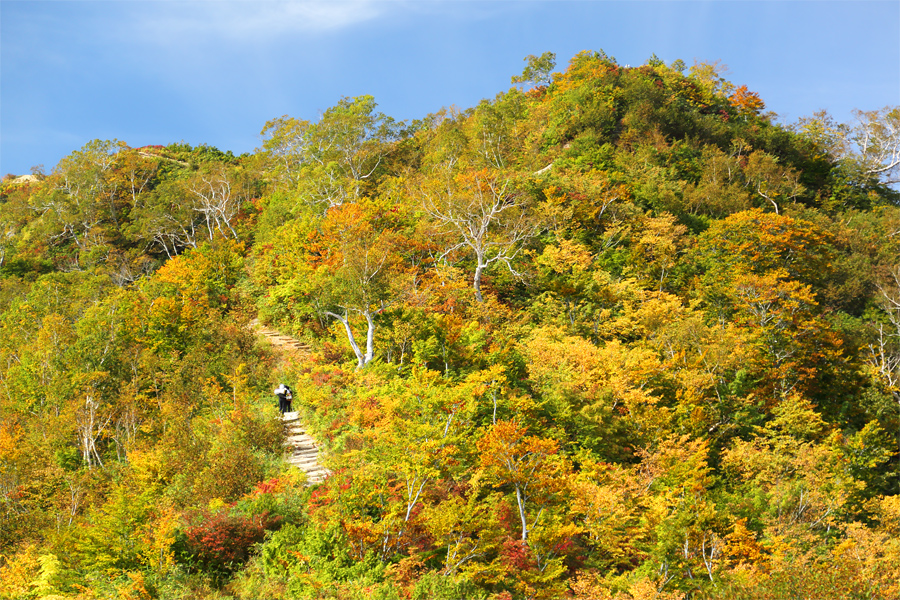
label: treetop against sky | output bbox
[1,0,898,177]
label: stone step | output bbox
[292,457,326,466]
[289,453,320,460]
[286,436,317,445]
[290,452,322,461]
[249,319,328,485]
[288,448,324,459]
[286,442,318,450]
[290,447,323,456]
[291,441,318,447]
[262,336,311,350]
[301,468,330,478]
[291,451,324,459]
[291,459,322,467]
[291,448,320,455]
[252,321,313,352]
[271,341,310,349]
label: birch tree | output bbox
[32,139,126,265]
[187,164,244,240]
[258,115,312,190]
[849,106,900,185]
[795,106,900,186]
[420,168,543,302]
[742,151,805,215]
[306,201,415,369]
[131,180,201,257]
[260,96,400,209]
[869,265,900,403]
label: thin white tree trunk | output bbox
[326,309,376,369]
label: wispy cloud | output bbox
[134,0,386,44]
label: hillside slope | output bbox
[0,51,898,600]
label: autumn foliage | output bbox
[184,510,282,576]
[1,50,898,599]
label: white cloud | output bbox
[134,0,386,44]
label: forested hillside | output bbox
[1,51,898,600]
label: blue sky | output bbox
[2,0,898,177]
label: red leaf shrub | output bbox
[501,538,535,571]
[184,510,282,574]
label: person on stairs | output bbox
[274,383,293,415]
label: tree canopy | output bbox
[1,51,898,600]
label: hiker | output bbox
[284,385,293,413]
[274,383,290,414]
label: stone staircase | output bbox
[251,318,329,485]
[282,411,330,484]
[251,319,313,354]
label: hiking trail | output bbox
[251,319,329,485]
